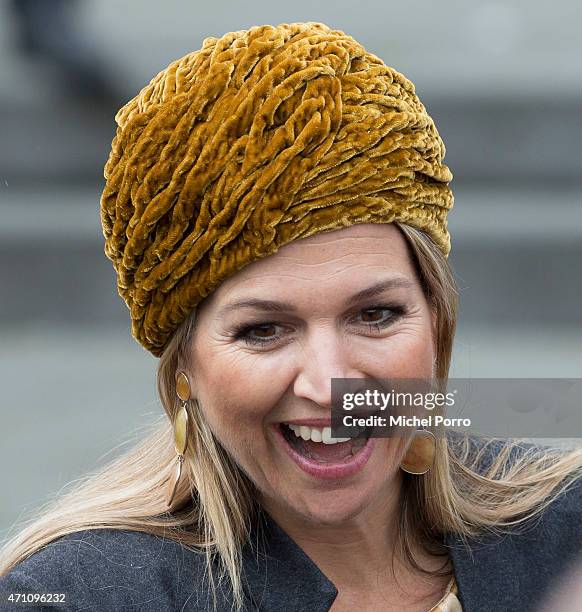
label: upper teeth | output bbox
[286,424,351,444]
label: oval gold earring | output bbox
[166,372,192,507]
[399,429,436,475]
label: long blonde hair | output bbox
[2,222,581,612]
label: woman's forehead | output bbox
[257,223,401,261]
[202,226,416,310]
[243,223,409,270]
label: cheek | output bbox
[370,320,435,379]
[194,380,280,493]
[197,382,262,443]
[193,332,291,420]
[192,351,277,458]
[195,391,267,482]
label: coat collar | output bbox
[239,507,508,612]
[240,508,338,611]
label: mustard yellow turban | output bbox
[100,21,454,358]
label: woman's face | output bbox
[187,223,436,525]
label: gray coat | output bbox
[1,438,581,612]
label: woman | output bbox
[1,21,581,612]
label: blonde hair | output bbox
[1,222,581,612]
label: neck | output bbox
[260,472,431,592]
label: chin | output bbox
[281,481,382,526]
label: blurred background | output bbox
[1,0,580,538]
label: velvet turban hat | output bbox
[100,21,454,358]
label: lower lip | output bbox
[272,424,377,480]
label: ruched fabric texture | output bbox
[100,21,454,357]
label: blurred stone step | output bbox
[0,101,119,184]
[424,94,582,184]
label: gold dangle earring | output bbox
[399,429,436,475]
[165,371,192,507]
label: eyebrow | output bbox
[217,277,416,318]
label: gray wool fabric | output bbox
[1,437,581,612]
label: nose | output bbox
[292,326,364,409]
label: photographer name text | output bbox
[342,414,471,428]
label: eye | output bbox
[232,305,406,347]
[353,305,405,333]
[232,322,286,346]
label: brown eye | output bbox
[233,322,286,346]
[354,306,405,331]
[361,309,385,323]
[251,324,278,338]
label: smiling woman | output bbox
[187,223,436,518]
[1,20,581,612]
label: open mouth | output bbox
[278,422,373,464]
